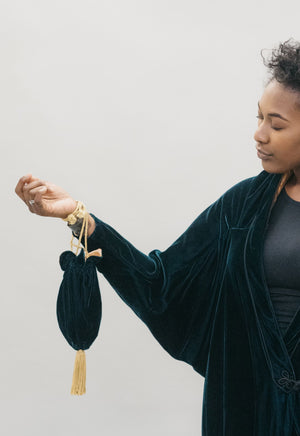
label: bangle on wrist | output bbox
[62,201,86,225]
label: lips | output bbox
[256,147,272,156]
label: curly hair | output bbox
[261,38,300,92]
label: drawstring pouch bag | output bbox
[57,203,102,395]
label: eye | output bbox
[256,115,283,131]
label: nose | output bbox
[253,123,270,144]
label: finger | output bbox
[23,180,46,195]
[15,174,33,199]
[15,174,40,201]
[28,185,47,198]
[23,180,47,203]
[27,186,48,208]
[23,178,46,189]
[33,188,48,213]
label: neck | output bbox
[288,170,300,186]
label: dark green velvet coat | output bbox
[82,170,299,436]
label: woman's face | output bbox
[254,79,300,175]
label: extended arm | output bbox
[15,173,224,373]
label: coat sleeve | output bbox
[76,193,228,375]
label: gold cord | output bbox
[63,201,86,225]
[63,201,89,259]
[70,208,89,259]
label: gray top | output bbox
[263,186,300,335]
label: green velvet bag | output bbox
[57,248,102,395]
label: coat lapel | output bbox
[242,172,298,385]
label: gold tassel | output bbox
[71,350,86,395]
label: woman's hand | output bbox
[15,174,77,219]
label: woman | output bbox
[15,39,300,436]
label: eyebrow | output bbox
[258,102,290,122]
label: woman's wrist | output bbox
[62,201,96,238]
[67,213,96,238]
[61,200,78,219]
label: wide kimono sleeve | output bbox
[76,176,255,375]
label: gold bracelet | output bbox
[62,201,86,226]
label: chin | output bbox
[260,160,290,175]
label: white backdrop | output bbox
[1,0,300,435]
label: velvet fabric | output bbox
[80,170,299,436]
[57,249,102,351]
